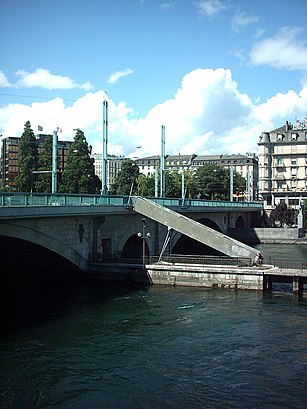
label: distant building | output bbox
[258,120,307,209]
[136,153,258,201]
[0,134,72,190]
[191,154,258,201]
[91,153,126,190]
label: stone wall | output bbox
[228,227,304,243]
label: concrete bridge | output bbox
[0,192,263,272]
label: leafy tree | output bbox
[269,203,295,227]
[59,129,100,194]
[110,159,139,195]
[195,164,246,200]
[15,121,38,192]
[35,134,53,193]
[136,173,155,196]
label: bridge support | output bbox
[134,197,259,265]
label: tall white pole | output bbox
[102,99,108,195]
[52,130,57,194]
[160,125,165,197]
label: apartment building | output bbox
[0,134,72,190]
[91,154,126,190]
[136,153,258,200]
[258,120,307,209]
[191,154,258,200]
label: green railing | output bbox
[0,192,263,209]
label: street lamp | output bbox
[137,217,151,265]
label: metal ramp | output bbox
[134,197,258,265]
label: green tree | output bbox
[35,134,53,193]
[59,129,100,194]
[269,203,295,227]
[110,159,139,195]
[136,173,155,196]
[15,121,38,192]
[195,164,246,200]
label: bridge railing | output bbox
[0,192,263,209]
[0,192,132,207]
[148,254,253,267]
[88,252,253,267]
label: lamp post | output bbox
[138,217,151,265]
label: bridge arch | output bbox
[236,216,245,228]
[0,223,87,271]
[121,234,149,260]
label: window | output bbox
[291,158,297,166]
[277,133,283,141]
[277,157,283,165]
[291,133,298,140]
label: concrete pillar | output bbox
[293,276,303,296]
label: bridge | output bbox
[0,192,263,272]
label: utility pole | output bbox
[102,99,108,195]
[52,129,58,194]
[160,125,165,197]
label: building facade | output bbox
[0,134,72,190]
[258,120,307,209]
[91,154,126,190]
[191,154,258,201]
[136,153,258,201]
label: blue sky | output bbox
[0,0,307,158]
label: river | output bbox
[0,244,306,409]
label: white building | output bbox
[258,120,307,209]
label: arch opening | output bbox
[121,234,149,261]
[0,236,82,277]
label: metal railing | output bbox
[149,254,252,267]
[88,252,253,267]
[266,257,307,271]
[0,192,263,209]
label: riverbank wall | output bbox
[228,227,306,244]
[88,261,273,291]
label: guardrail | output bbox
[0,192,263,209]
[266,257,307,271]
[88,252,253,267]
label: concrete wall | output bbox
[228,227,303,243]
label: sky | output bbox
[0,0,307,159]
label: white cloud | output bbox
[195,0,228,18]
[250,27,307,71]
[1,68,307,160]
[159,2,174,10]
[231,10,260,32]
[13,68,93,91]
[0,70,13,87]
[108,68,134,84]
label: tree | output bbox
[35,134,53,193]
[195,164,246,200]
[59,129,100,194]
[269,203,296,227]
[110,159,139,195]
[136,173,155,196]
[15,121,38,192]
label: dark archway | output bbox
[172,217,224,256]
[0,236,82,277]
[236,216,245,228]
[121,234,149,261]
